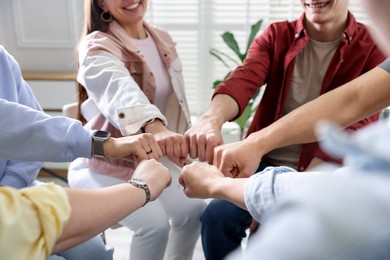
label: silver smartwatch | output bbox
[128,178,151,206]
[91,130,111,157]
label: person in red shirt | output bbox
[185,1,386,259]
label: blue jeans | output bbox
[200,161,271,260]
[48,235,113,260]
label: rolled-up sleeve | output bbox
[244,166,297,222]
[0,183,71,260]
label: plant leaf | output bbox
[245,19,263,56]
[212,72,231,89]
[210,48,240,68]
[209,48,232,70]
[235,105,252,133]
[212,80,223,89]
[222,32,245,62]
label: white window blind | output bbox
[146,0,371,117]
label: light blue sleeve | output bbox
[378,58,390,73]
[0,45,44,187]
[244,166,297,222]
[0,45,91,187]
[0,99,92,162]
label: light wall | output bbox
[0,0,83,72]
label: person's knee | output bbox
[167,200,206,230]
[133,220,170,241]
[54,235,113,260]
[201,199,234,225]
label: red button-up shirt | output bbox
[214,12,386,171]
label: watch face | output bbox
[131,178,146,185]
[94,130,111,138]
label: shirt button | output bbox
[118,112,125,119]
[150,72,154,77]
[299,167,305,171]
[294,33,299,38]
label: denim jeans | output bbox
[201,161,272,260]
[48,235,113,260]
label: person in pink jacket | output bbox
[67,1,206,260]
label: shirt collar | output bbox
[107,20,175,66]
[294,11,357,44]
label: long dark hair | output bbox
[77,0,111,123]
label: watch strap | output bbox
[91,130,111,157]
[128,178,151,206]
[92,138,104,157]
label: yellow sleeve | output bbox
[0,183,71,260]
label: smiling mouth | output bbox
[125,2,141,10]
[305,2,329,8]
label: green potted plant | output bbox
[210,19,263,139]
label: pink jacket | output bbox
[79,21,190,180]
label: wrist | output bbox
[246,131,272,158]
[210,177,233,199]
[199,113,224,130]
[102,137,114,158]
[91,130,111,157]
[209,94,240,122]
[128,178,151,206]
[141,118,164,133]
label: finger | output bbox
[219,155,235,177]
[139,137,153,156]
[165,143,174,158]
[231,167,239,178]
[197,134,207,162]
[134,142,149,161]
[188,134,198,159]
[180,138,189,158]
[157,140,166,156]
[205,136,217,164]
[178,173,185,187]
[173,137,183,158]
[213,147,221,168]
[144,133,163,156]
[145,138,162,159]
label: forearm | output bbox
[249,66,390,156]
[212,177,247,210]
[201,94,240,127]
[0,99,92,162]
[53,183,146,252]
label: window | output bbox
[146,1,371,117]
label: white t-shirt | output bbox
[133,32,173,113]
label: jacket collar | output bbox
[294,11,357,44]
[107,20,176,67]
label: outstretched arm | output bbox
[0,160,170,259]
[0,99,162,163]
[53,159,171,253]
[246,65,390,159]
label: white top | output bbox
[133,32,173,113]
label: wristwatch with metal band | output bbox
[91,130,111,157]
[128,178,151,206]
